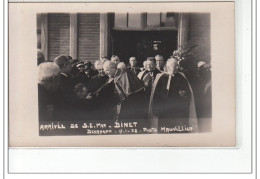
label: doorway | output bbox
[111,30,178,66]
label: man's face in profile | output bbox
[63,62,72,74]
[104,65,116,78]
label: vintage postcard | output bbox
[9,2,235,147]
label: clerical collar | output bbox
[61,73,68,77]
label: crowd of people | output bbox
[38,49,211,131]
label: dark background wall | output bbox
[189,13,211,62]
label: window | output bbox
[128,13,142,28]
[114,13,127,28]
[161,13,177,27]
[113,12,178,30]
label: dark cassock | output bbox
[54,73,83,121]
[148,72,198,133]
[87,74,109,93]
[113,68,146,121]
[80,74,110,121]
[89,78,120,121]
[38,84,57,121]
[127,66,141,76]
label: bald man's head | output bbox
[117,62,126,70]
[166,58,179,74]
[103,61,117,78]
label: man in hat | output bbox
[148,57,198,132]
[75,61,88,85]
[127,57,141,76]
[84,61,98,79]
[75,61,98,86]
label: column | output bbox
[70,13,78,59]
[40,13,48,60]
[177,13,189,49]
[100,13,111,58]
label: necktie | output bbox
[149,72,155,82]
[133,68,136,75]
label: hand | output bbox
[86,93,93,100]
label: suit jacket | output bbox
[138,68,161,93]
[127,66,141,76]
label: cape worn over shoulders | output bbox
[114,68,145,102]
[149,72,198,132]
[137,70,146,80]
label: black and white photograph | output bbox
[9,2,235,147]
[7,1,256,176]
[37,12,212,136]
